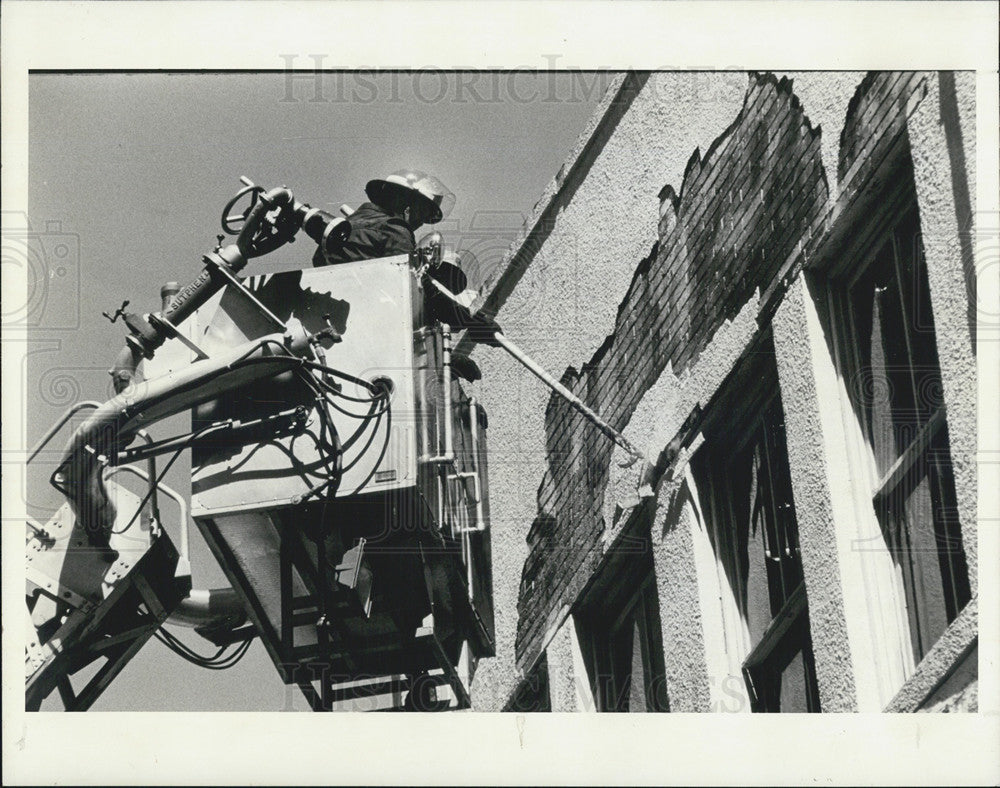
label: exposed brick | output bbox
[513,72,930,672]
[838,72,918,183]
[513,72,835,671]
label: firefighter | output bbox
[313,170,502,359]
[415,245,504,384]
[312,169,455,267]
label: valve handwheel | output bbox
[221,182,264,236]
[221,178,299,259]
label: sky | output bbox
[26,71,604,710]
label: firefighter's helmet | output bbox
[366,170,455,225]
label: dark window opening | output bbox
[576,548,669,713]
[504,654,552,713]
[841,205,971,663]
[695,344,821,713]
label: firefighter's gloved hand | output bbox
[420,267,502,345]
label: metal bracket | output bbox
[202,255,286,331]
[26,566,92,610]
[449,471,486,533]
[449,470,481,503]
[334,539,373,619]
[147,312,209,361]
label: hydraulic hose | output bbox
[168,588,248,630]
[57,334,303,546]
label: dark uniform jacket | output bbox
[310,200,498,349]
[312,201,415,267]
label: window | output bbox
[695,348,821,713]
[834,206,971,667]
[576,551,669,712]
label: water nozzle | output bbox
[298,206,352,254]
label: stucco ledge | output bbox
[883,596,978,712]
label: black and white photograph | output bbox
[3,2,998,785]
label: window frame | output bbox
[741,583,821,713]
[692,342,821,713]
[575,548,670,713]
[822,193,972,692]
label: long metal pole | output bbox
[490,331,644,463]
[422,274,645,465]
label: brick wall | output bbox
[468,72,750,707]
[838,72,927,185]
[514,72,831,669]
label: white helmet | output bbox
[366,169,455,224]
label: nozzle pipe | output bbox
[420,273,646,465]
[297,205,351,252]
[491,331,645,464]
[160,281,180,312]
[111,185,297,393]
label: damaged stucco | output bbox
[509,71,830,679]
[465,71,978,715]
[467,71,748,710]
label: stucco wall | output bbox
[465,71,977,714]
[467,72,748,710]
[513,72,832,680]
[886,598,978,712]
[906,72,979,589]
[771,275,860,712]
